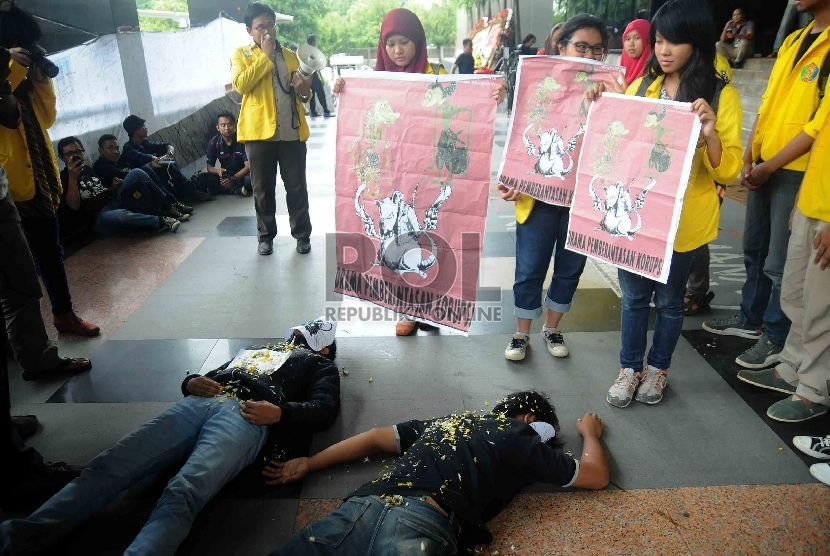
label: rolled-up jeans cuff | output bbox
[544,296,571,314]
[514,305,543,320]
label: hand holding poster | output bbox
[566,93,702,283]
[498,56,623,206]
[333,73,499,333]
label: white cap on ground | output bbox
[285,317,337,352]
[530,421,556,443]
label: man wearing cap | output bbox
[266,391,610,553]
[0,318,341,555]
[119,115,213,203]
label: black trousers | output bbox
[310,73,329,114]
[246,140,311,243]
[19,216,73,316]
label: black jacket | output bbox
[180,344,340,432]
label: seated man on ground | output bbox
[94,134,193,220]
[267,391,609,554]
[716,6,755,68]
[120,114,212,202]
[202,111,251,196]
[0,317,341,556]
[57,137,184,235]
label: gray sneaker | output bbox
[504,334,529,361]
[701,315,762,340]
[736,368,796,394]
[607,368,643,408]
[735,334,782,369]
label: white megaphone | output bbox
[296,44,327,78]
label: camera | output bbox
[24,44,59,79]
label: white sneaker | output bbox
[505,334,529,361]
[810,463,830,486]
[635,366,668,405]
[793,435,830,460]
[542,329,569,358]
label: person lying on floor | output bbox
[56,136,185,235]
[0,317,340,556]
[265,391,609,554]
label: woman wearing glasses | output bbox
[498,14,609,363]
[586,0,742,408]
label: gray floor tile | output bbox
[109,295,240,340]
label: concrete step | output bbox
[741,96,762,114]
[730,68,772,84]
[732,81,768,97]
[738,57,776,71]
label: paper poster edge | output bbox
[336,293,470,336]
[340,70,501,84]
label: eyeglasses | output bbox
[253,22,275,32]
[62,148,84,157]
[564,41,606,56]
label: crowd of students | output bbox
[1,0,829,553]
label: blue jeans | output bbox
[619,248,701,371]
[271,495,458,555]
[739,169,801,346]
[120,168,176,215]
[514,202,587,319]
[0,396,268,556]
[93,203,160,235]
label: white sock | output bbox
[516,331,529,338]
[542,326,560,334]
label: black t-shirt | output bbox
[206,133,248,176]
[92,158,131,189]
[350,412,578,544]
[793,32,820,70]
[455,52,475,74]
[58,166,113,233]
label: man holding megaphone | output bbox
[232,2,314,256]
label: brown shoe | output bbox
[395,318,417,336]
[53,312,100,337]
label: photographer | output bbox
[0,2,99,337]
[716,6,755,68]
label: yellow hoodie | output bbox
[752,22,830,171]
[0,61,61,203]
[799,116,829,222]
[232,44,311,143]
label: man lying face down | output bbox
[266,390,609,554]
[0,318,340,556]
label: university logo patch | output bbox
[801,62,820,82]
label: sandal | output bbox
[22,357,92,382]
[684,291,715,316]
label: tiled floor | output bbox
[4,114,828,554]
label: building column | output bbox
[111,0,154,131]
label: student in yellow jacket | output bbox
[496,15,613,362]
[736,110,830,423]
[232,3,314,257]
[586,0,743,408]
[332,8,505,338]
[0,6,99,337]
[702,0,830,372]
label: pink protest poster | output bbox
[566,93,702,283]
[333,73,499,333]
[498,56,623,206]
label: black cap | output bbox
[123,115,146,137]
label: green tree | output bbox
[412,1,457,48]
[260,0,330,47]
[137,0,189,33]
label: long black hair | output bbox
[644,0,718,104]
[493,390,563,448]
[555,13,610,55]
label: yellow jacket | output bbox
[799,116,829,222]
[231,44,310,142]
[0,61,61,202]
[622,75,743,252]
[753,22,830,171]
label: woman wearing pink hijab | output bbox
[620,19,652,85]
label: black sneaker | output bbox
[793,435,830,460]
[11,415,40,440]
[175,201,194,214]
[166,205,190,221]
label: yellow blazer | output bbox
[0,61,61,202]
[799,116,829,222]
[231,44,310,142]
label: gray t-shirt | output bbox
[0,164,8,200]
[270,49,300,142]
[733,21,755,47]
